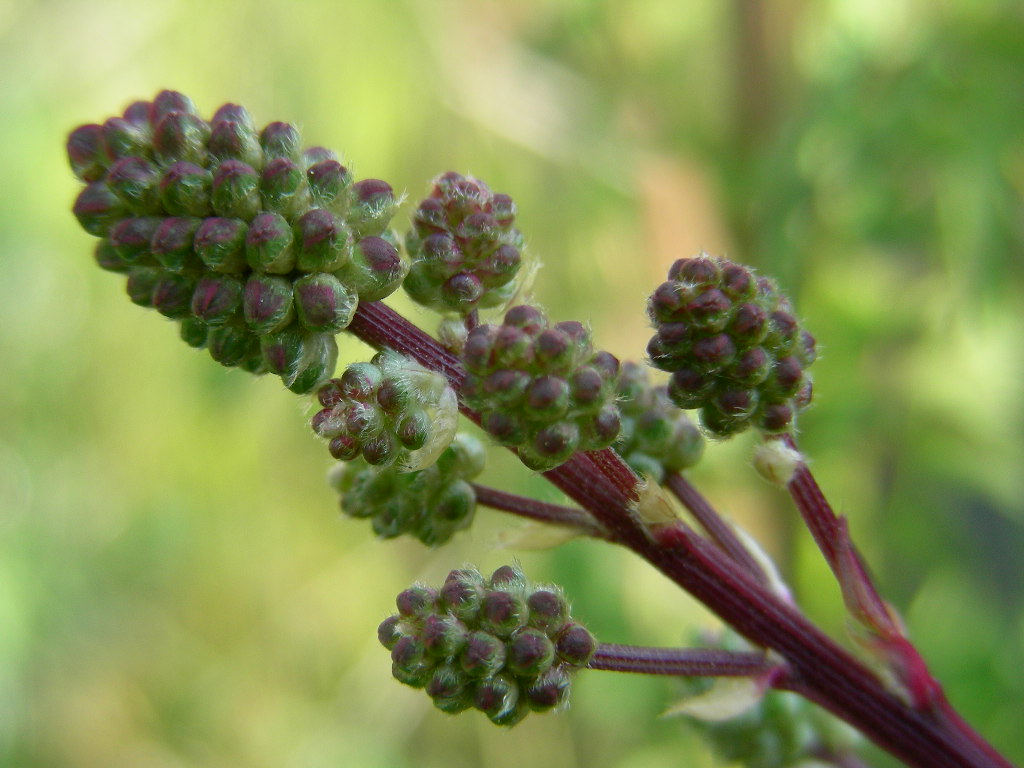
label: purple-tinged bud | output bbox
[211,159,261,220]
[73,182,126,236]
[159,162,212,217]
[421,614,469,658]
[342,236,406,301]
[260,122,302,160]
[648,280,687,323]
[668,367,713,409]
[691,333,736,369]
[101,117,150,162]
[483,369,530,406]
[687,287,731,329]
[504,305,546,335]
[180,316,208,348]
[67,124,108,182]
[462,325,497,373]
[208,120,263,168]
[766,356,804,398]
[295,208,351,272]
[759,401,794,433]
[671,255,722,285]
[292,272,358,333]
[191,274,244,325]
[396,411,430,450]
[525,666,571,712]
[106,156,160,213]
[378,614,404,650]
[391,634,429,672]
[721,262,756,300]
[460,631,507,678]
[125,266,161,307]
[329,435,360,461]
[439,569,485,622]
[109,217,161,263]
[93,239,129,273]
[478,244,520,287]
[766,309,799,353]
[413,197,448,235]
[490,564,526,589]
[362,434,396,466]
[153,111,210,166]
[339,361,383,400]
[474,675,526,726]
[207,324,256,367]
[582,403,622,448]
[150,90,196,122]
[259,326,305,376]
[441,272,484,306]
[488,193,516,226]
[348,178,396,237]
[527,421,580,469]
[479,590,528,637]
[307,159,351,207]
[150,217,202,272]
[245,212,295,273]
[527,589,569,633]
[491,325,533,369]
[194,217,248,273]
[525,376,571,420]
[419,232,462,274]
[483,412,526,446]
[569,366,605,408]
[243,274,294,334]
[397,584,437,618]
[152,272,196,318]
[534,328,575,370]
[260,156,309,216]
[426,665,472,713]
[507,628,556,676]
[301,146,338,169]
[122,101,152,127]
[211,103,255,131]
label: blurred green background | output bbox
[2,0,1022,766]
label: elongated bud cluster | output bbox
[330,433,486,546]
[647,254,816,436]
[312,350,458,470]
[403,172,526,315]
[614,362,704,482]
[461,305,621,471]
[379,565,596,725]
[68,90,407,393]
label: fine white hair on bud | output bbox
[752,439,804,486]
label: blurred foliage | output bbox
[1,0,1022,766]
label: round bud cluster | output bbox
[379,564,597,725]
[614,362,705,482]
[312,350,458,470]
[647,254,816,436]
[403,172,526,315]
[68,90,407,393]
[461,305,622,472]
[330,433,486,546]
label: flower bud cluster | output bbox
[647,254,816,436]
[312,350,458,470]
[68,90,407,393]
[461,305,621,471]
[614,362,704,482]
[330,433,486,546]
[403,172,526,315]
[379,565,597,725]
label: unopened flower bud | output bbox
[194,217,248,273]
[153,111,210,166]
[211,160,261,220]
[292,272,358,333]
[67,124,108,182]
[243,274,294,333]
[245,212,295,273]
[295,208,351,272]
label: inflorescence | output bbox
[378,565,597,725]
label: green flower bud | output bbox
[526,589,569,633]
[260,157,309,218]
[295,208,351,272]
[554,622,597,668]
[285,332,338,394]
[152,272,196,319]
[211,160,261,220]
[93,239,128,273]
[125,266,161,307]
[245,212,295,273]
[479,590,528,638]
[159,162,213,217]
[524,666,571,712]
[474,675,527,726]
[207,323,254,367]
[301,146,337,169]
[421,614,469,659]
[180,316,209,348]
[307,159,352,208]
[460,631,507,678]
[194,217,248,273]
[259,325,305,377]
[67,123,108,182]
[191,274,243,325]
[292,272,358,333]
[73,182,126,236]
[153,111,210,166]
[340,236,407,301]
[106,156,160,213]
[507,628,555,676]
[348,178,396,237]
[243,274,294,333]
[101,117,150,162]
[426,664,473,713]
[151,90,197,122]
[208,118,263,168]
[109,217,161,263]
[150,217,202,271]
[439,568,486,622]
[260,121,302,161]
[377,614,405,651]
[396,584,437,618]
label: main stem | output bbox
[346,301,1014,768]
